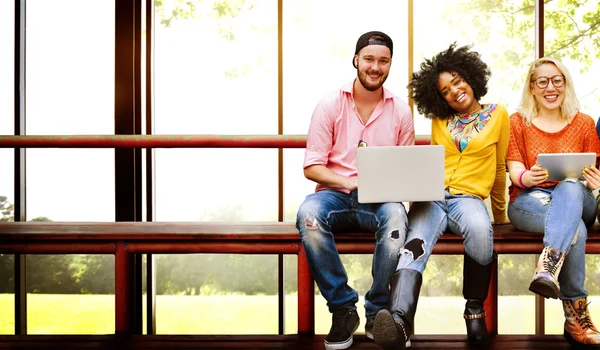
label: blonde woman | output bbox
[507,57,600,347]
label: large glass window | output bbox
[153,0,281,334]
[24,0,115,334]
[26,0,115,221]
[0,1,15,204]
[26,254,115,334]
[0,0,15,335]
[155,254,297,334]
[154,0,278,222]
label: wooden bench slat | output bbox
[1,222,599,241]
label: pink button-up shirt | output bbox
[304,81,415,193]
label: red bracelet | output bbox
[518,169,529,188]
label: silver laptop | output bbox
[357,145,445,203]
[537,152,596,181]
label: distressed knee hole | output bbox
[529,191,551,206]
[401,238,425,261]
[390,230,400,239]
[305,217,319,230]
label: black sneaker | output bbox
[324,307,360,350]
[365,317,374,340]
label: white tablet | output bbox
[536,153,597,181]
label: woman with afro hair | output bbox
[371,43,509,350]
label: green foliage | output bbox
[156,254,297,295]
[155,0,198,28]
[453,0,600,67]
[0,196,13,222]
[154,0,269,79]
[155,0,258,40]
[0,255,14,293]
[498,254,536,295]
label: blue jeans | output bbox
[396,192,494,273]
[296,189,407,318]
[507,180,597,300]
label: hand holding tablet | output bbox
[536,153,597,181]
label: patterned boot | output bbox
[563,298,600,348]
[529,246,565,299]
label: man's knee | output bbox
[296,199,325,229]
[377,202,408,227]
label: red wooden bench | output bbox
[1,221,599,349]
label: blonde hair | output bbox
[517,57,580,125]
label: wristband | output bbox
[518,169,529,188]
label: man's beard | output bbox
[357,65,388,91]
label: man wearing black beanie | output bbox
[296,31,414,350]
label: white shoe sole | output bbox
[367,330,410,347]
[324,336,353,350]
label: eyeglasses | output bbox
[532,75,565,89]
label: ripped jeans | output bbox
[296,189,407,318]
[507,180,597,300]
[396,192,494,273]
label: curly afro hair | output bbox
[408,43,491,119]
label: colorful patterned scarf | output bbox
[447,104,496,152]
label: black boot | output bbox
[463,252,495,347]
[372,269,422,350]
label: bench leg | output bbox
[115,242,134,335]
[298,245,315,335]
[484,257,498,336]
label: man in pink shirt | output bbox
[296,31,415,350]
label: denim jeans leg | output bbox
[545,180,590,251]
[558,182,596,301]
[446,196,494,265]
[296,190,358,311]
[507,188,549,234]
[559,220,588,300]
[508,182,597,301]
[355,200,408,318]
[396,200,448,274]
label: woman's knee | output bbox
[463,223,494,264]
[555,180,586,201]
[462,213,493,240]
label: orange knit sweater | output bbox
[506,112,600,202]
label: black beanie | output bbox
[353,31,393,68]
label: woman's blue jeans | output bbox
[507,180,597,300]
[296,189,408,318]
[396,192,494,273]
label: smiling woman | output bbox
[372,43,510,349]
[506,57,600,347]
